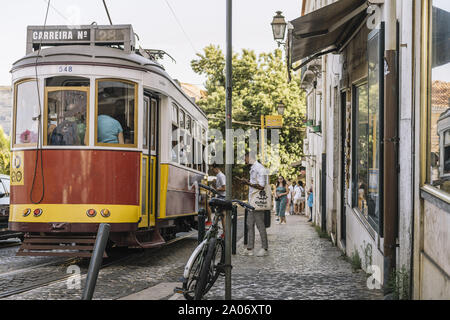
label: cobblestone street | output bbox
[1,213,384,300]
[202,214,383,300]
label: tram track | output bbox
[0,242,21,250]
[0,253,132,299]
[0,231,197,299]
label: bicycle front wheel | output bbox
[194,237,224,300]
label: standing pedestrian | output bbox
[212,164,226,197]
[272,184,279,221]
[236,152,269,257]
[275,176,289,224]
[293,182,302,215]
[288,181,296,215]
[307,187,314,222]
[298,181,305,215]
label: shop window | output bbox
[46,88,89,146]
[429,1,450,193]
[353,83,370,219]
[14,80,40,147]
[96,80,137,147]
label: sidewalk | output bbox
[203,214,383,300]
[122,214,384,300]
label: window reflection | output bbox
[47,89,88,146]
[430,1,450,193]
[355,84,369,219]
[14,80,39,146]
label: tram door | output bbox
[139,95,158,229]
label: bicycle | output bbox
[177,183,254,300]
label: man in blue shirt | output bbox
[97,114,124,144]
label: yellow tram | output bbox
[9,25,208,257]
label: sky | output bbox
[0,0,302,86]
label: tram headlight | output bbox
[101,209,110,218]
[33,209,43,217]
[23,209,31,217]
[86,209,97,217]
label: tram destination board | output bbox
[26,25,135,54]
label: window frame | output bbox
[421,0,450,203]
[95,78,138,148]
[44,86,90,147]
[13,78,39,148]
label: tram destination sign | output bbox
[31,28,91,42]
[26,25,135,54]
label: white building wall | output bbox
[398,0,414,275]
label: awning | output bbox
[288,0,369,70]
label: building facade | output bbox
[289,0,449,299]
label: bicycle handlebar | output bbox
[198,183,218,195]
[198,183,255,210]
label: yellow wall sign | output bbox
[265,115,283,128]
[11,152,24,186]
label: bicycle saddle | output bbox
[209,198,234,210]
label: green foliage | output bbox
[313,223,331,240]
[0,126,10,175]
[191,45,306,197]
[387,266,410,300]
[350,247,362,272]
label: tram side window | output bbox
[186,115,193,168]
[46,89,88,146]
[14,80,40,146]
[97,80,137,146]
[172,104,179,162]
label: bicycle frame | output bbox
[182,206,223,280]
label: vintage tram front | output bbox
[9,25,208,257]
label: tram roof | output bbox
[11,45,207,119]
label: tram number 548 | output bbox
[58,66,73,73]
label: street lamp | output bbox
[271,11,287,46]
[277,102,286,116]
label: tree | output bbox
[0,126,10,175]
[191,46,306,197]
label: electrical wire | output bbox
[41,0,69,23]
[164,0,197,54]
[30,0,51,205]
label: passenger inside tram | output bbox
[97,81,135,145]
[47,97,88,146]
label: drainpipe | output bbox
[383,0,399,292]
[321,55,327,232]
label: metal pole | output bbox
[244,208,248,245]
[198,209,206,244]
[232,205,237,255]
[81,223,110,300]
[102,0,113,25]
[261,116,265,165]
[225,0,233,301]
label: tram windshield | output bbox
[14,80,40,146]
[97,80,136,146]
[46,88,89,146]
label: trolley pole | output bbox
[225,0,233,301]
